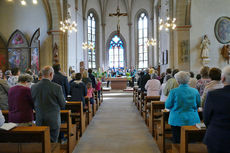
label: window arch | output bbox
[109,35,124,68]
[137,12,148,69]
[87,12,96,69]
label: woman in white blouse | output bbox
[145,73,161,96]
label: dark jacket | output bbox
[141,73,151,91]
[0,79,9,110]
[52,72,70,99]
[203,85,230,151]
[89,73,96,88]
[31,79,66,129]
[70,80,87,106]
[8,85,34,123]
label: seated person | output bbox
[8,74,34,126]
[70,73,87,107]
[0,110,5,126]
[165,71,200,143]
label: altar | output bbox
[108,77,128,90]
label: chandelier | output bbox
[60,11,77,33]
[6,0,38,5]
[82,42,94,50]
[159,17,176,31]
[146,38,157,46]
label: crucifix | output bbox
[109,0,128,36]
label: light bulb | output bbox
[7,0,13,2]
[32,0,38,4]
[21,0,26,5]
[167,17,170,21]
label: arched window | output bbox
[109,35,124,68]
[137,12,148,69]
[87,12,96,69]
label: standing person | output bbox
[86,83,94,105]
[160,75,172,102]
[7,68,20,87]
[188,72,197,88]
[8,74,34,126]
[164,69,179,96]
[145,73,161,96]
[70,73,87,107]
[96,78,102,100]
[203,65,230,153]
[88,69,96,88]
[31,66,66,142]
[141,69,151,92]
[0,75,9,110]
[196,66,210,96]
[165,71,200,143]
[52,64,70,99]
[82,70,92,86]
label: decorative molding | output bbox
[47,30,63,35]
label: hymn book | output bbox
[0,123,17,131]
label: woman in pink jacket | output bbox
[145,73,161,96]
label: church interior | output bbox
[0,0,230,153]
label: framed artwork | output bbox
[0,36,7,72]
[215,16,230,44]
[30,28,40,75]
[7,30,30,72]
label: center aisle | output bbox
[73,91,161,153]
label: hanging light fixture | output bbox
[146,38,157,47]
[159,9,176,31]
[6,0,38,5]
[60,5,77,33]
[82,42,94,50]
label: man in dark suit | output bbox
[140,69,150,92]
[52,64,70,99]
[31,66,66,142]
[88,69,96,88]
[203,65,230,153]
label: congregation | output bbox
[0,64,230,153]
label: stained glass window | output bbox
[138,12,148,69]
[109,35,124,68]
[87,13,96,69]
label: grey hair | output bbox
[151,73,158,79]
[18,74,33,83]
[42,66,54,77]
[175,71,190,84]
[222,65,230,84]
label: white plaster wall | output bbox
[190,0,230,74]
[67,0,77,72]
[76,0,84,72]
[0,1,51,68]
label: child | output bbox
[96,78,102,100]
[87,82,94,104]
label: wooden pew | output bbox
[85,97,93,125]
[60,110,77,153]
[133,87,138,102]
[172,126,207,153]
[138,91,147,114]
[0,126,59,153]
[66,101,86,136]
[148,101,165,137]
[143,96,161,124]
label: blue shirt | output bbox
[165,84,201,126]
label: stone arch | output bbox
[106,31,127,69]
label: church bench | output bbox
[84,97,93,125]
[143,96,161,124]
[138,91,146,113]
[133,86,138,102]
[148,101,165,137]
[171,126,207,153]
[60,110,77,153]
[0,126,59,153]
[66,101,86,136]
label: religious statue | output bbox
[200,35,211,66]
[221,45,230,64]
[200,35,210,59]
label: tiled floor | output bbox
[73,91,161,153]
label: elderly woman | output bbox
[0,72,10,110]
[82,70,92,86]
[196,66,211,96]
[165,71,201,143]
[8,74,34,126]
[145,73,161,96]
